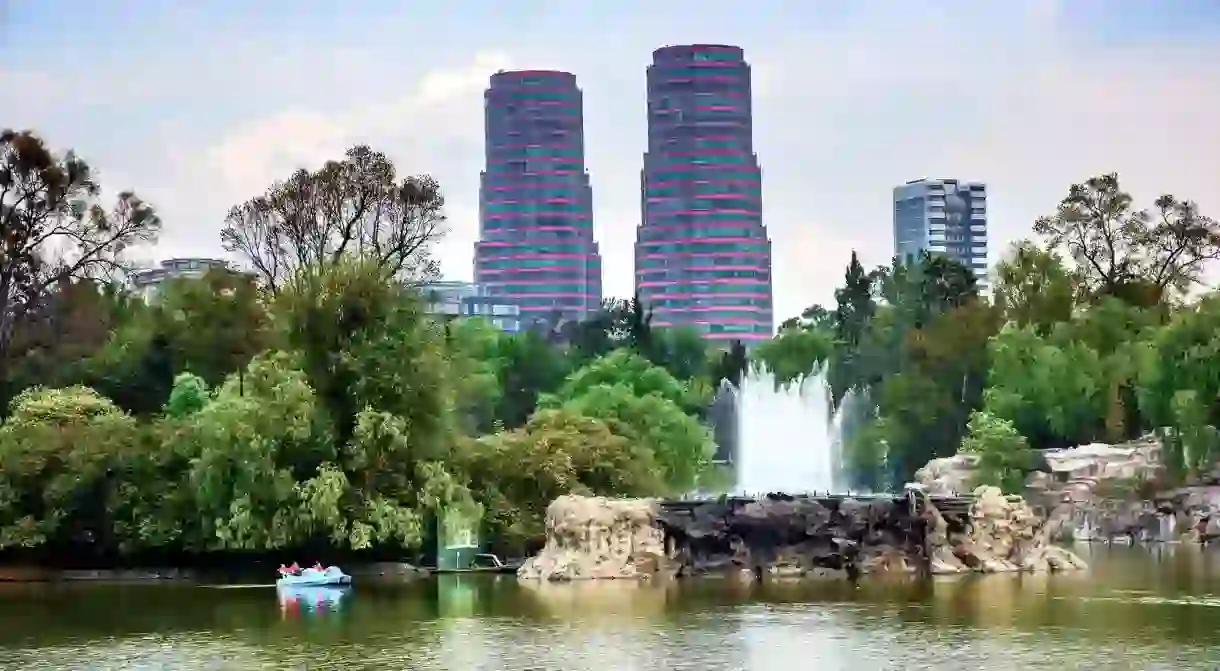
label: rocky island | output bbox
[517,487,1086,582]
[914,434,1220,544]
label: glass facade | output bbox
[474,70,602,328]
[893,179,989,290]
[635,45,774,345]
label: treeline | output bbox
[753,174,1220,491]
[0,130,743,562]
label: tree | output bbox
[545,348,702,415]
[220,145,445,294]
[993,241,1080,335]
[444,317,505,434]
[3,279,135,404]
[557,382,715,495]
[710,339,748,388]
[0,130,160,391]
[492,329,571,430]
[541,349,716,493]
[1033,173,1220,304]
[151,268,271,389]
[648,326,711,383]
[460,408,662,550]
[751,320,833,386]
[828,251,879,406]
[983,323,1107,449]
[0,386,141,550]
[57,269,270,417]
[272,257,449,449]
[958,410,1035,493]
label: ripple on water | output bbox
[5,548,1220,670]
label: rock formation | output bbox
[926,486,1088,573]
[518,489,1086,582]
[911,435,1163,498]
[516,495,667,581]
[908,435,1220,544]
[912,454,980,497]
[1055,485,1220,543]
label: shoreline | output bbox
[0,562,431,584]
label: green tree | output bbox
[958,410,1035,492]
[546,348,703,415]
[151,268,271,390]
[492,329,571,430]
[443,317,505,434]
[0,386,141,550]
[460,408,662,550]
[983,323,1107,449]
[1135,295,1220,476]
[0,130,160,399]
[179,353,330,550]
[993,241,1080,335]
[163,372,209,419]
[751,320,833,386]
[557,382,715,495]
[541,349,715,493]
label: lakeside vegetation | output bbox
[2,128,1219,562]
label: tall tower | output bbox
[635,44,773,346]
[474,70,603,329]
[892,178,989,290]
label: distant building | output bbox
[893,178,989,289]
[635,44,774,345]
[420,280,521,332]
[129,258,232,301]
[473,69,603,329]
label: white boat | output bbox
[275,565,352,587]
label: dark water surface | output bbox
[2,545,1220,670]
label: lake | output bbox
[2,545,1219,670]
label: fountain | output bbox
[734,366,842,495]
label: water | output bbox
[736,367,841,495]
[3,546,1220,669]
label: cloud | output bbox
[3,0,1218,324]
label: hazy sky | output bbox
[3,0,1219,321]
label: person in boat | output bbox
[313,562,324,571]
[278,562,302,576]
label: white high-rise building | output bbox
[892,178,989,290]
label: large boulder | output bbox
[517,495,667,581]
[911,454,980,495]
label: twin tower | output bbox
[473,44,773,345]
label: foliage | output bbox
[7,135,1220,561]
[541,349,716,494]
[0,130,160,403]
[163,372,209,418]
[992,241,1080,336]
[1033,173,1220,303]
[958,410,1035,492]
[220,145,446,294]
[460,408,662,548]
[0,386,141,549]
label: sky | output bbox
[3,0,1219,322]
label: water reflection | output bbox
[1,547,1220,669]
[277,585,349,619]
